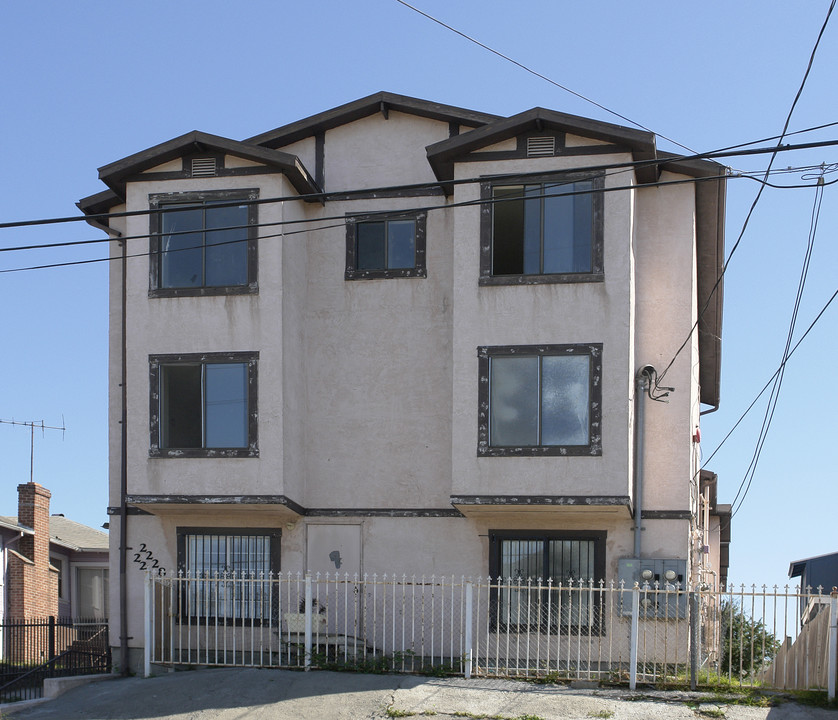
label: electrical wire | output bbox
[2,133,838,236]
[0,221,349,275]
[654,0,836,392]
[4,164,838,275]
[1,172,731,266]
[727,177,825,520]
[394,0,695,154]
[702,277,838,469]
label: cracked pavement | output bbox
[1,669,835,720]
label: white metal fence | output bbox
[143,572,838,696]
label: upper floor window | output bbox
[149,189,258,297]
[478,344,602,456]
[345,211,427,280]
[149,352,258,458]
[479,174,603,285]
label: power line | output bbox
[654,0,836,391]
[2,133,838,236]
[702,276,838,469]
[5,163,838,276]
[394,0,695,154]
[0,221,348,275]
[727,177,825,519]
[2,170,722,257]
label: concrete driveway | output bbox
[1,669,835,720]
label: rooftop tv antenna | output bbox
[0,418,66,483]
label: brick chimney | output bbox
[8,482,57,618]
[17,482,51,567]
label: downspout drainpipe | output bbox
[634,365,654,559]
[119,235,129,675]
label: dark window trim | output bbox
[149,351,259,458]
[488,530,606,634]
[149,189,259,298]
[176,526,281,574]
[477,344,602,457]
[479,172,604,286]
[176,527,281,626]
[345,210,427,280]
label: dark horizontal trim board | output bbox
[132,165,280,184]
[307,508,463,518]
[325,187,445,201]
[125,494,307,516]
[640,510,692,520]
[107,506,153,516]
[452,495,632,509]
[123,496,461,519]
[460,144,630,164]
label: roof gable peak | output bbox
[246,91,500,149]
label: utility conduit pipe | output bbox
[633,365,655,559]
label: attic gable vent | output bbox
[527,137,556,157]
[191,158,218,177]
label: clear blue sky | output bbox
[1,1,836,595]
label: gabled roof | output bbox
[96,130,321,200]
[425,109,726,408]
[246,91,500,149]
[789,552,838,578]
[426,107,659,185]
[0,516,30,535]
[0,515,108,553]
[77,92,725,407]
[48,516,109,552]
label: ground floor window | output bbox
[76,567,109,619]
[176,528,280,622]
[489,531,605,632]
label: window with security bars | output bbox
[177,529,280,622]
[489,531,605,633]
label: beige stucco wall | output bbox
[121,172,291,498]
[299,194,453,508]
[449,149,636,500]
[106,112,716,666]
[321,112,452,192]
[634,172,701,526]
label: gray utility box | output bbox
[617,558,688,618]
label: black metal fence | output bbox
[0,617,110,703]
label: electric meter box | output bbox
[617,558,687,618]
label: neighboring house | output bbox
[789,552,838,623]
[0,482,109,621]
[78,91,728,672]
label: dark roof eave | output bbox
[77,188,123,233]
[788,551,838,578]
[694,170,726,408]
[97,130,321,200]
[426,107,659,189]
[246,91,500,149]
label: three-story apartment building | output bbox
[79,92,728,671]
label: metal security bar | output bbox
[144,572,838,696]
